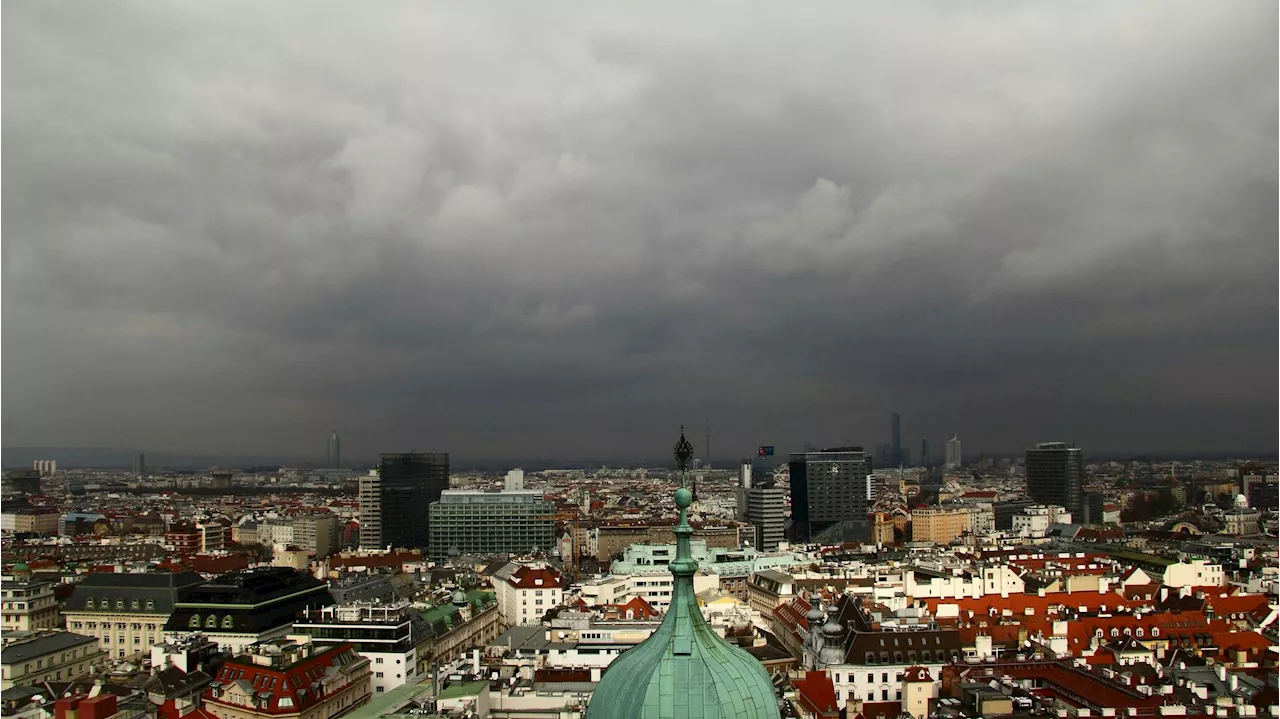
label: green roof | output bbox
[586,460,780,719]
[340,683,433,719]
[437,680,488,700]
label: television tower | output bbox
[328,430,341,469]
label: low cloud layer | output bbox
[4,1,1276,462]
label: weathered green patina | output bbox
[585,428,780,719]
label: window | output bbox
[1151,627,1160,638]
[882,690,889,701]
[375,658,383,664]
[146,600,155,610]
[221,616,234,629]
[116,600,124,609]
[375,672,384,678]
[131,600,140,610]
[867,673,874,683]
[205,616,218,629]
[881,673,888,683]
[376,687,384,693]
[86,599,95,609]
[189,615,201,628]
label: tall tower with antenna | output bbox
[328,430,341,469]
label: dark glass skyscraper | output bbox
[890,413,902,466]
[376,452,449,550]
[1025,442,1084,518]
[788,446,874,543]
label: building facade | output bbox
[493,563,564,627]
[1025,442,1084,519]
[736,459,785,551]
[293,514,340,558]
[289,601,427,694]
[0,631,105,691]
[789,448,875,543]
[910,507,972,545]
[164,567,334,653]
[63,570,207,659]
[427,487,554,562]
[360,453,449,551]
[1,577,60,632]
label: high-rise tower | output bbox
[362,452,449,550]
[945,435,962,469]
[1025,442,1084,518]
[327,430,341,469]
[788,446,874,543]
[890,413,902,466]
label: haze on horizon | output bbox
[3,1,1277,464]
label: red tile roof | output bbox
[207,644,365,715]
[508,566,563,589]
[903,665,933,682]
[791,671,839,718]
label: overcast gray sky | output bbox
[3,1,1276,463]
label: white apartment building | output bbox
[289,600,426,695]
[493,563,564,627]
[1163,559,1225,588]
[1011,505,1072,538]
[577,572,718,613]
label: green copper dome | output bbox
[585,428,780,719]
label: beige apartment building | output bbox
[0,631,105,690]
[910,507,973,546]
[62,570,206,659]
[1,576,60,632]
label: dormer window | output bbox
[206,616,218,629]
[146,600,155,610]
[1151,627,1160,638]
[86,599,95,609]
[189,614,202,628]
[222,616,235,629]
[116,600,124,609]
[131,600,140,610]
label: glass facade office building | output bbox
[428,489,555,562]
[788,447,875,543]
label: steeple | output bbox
[585,427,780,719]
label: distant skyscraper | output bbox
[1025,442,1084,518]
[890,413,902,466]
[788,446,874,543]
[920,439,929,467]
[361,452,449,551]
[328,430,341,469]
[945,435,962,469]
[133,453,146,478]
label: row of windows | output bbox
[863,650,953,664]
[83,598,156,611]
[188,615,235,629]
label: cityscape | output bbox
[2,419,1277,718]
[3,3,1278,719]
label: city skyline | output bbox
[3,2,1276,460]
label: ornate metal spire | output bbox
[674,425,695,473]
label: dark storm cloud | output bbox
[3,0,1276,462]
